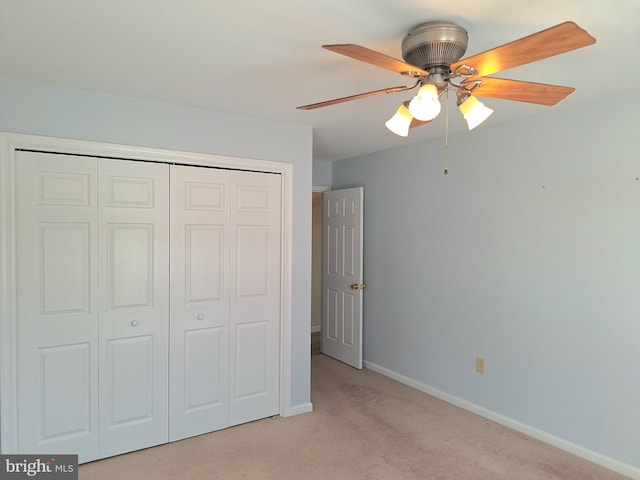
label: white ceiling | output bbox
[1,0,638,162]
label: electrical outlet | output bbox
[476,357,485,374]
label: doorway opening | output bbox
[311,190,324,355]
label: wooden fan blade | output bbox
[409,118,432,129]
[472,77,575,106]
[451,22,596,77]
[323,44,429,77]
[297,84,413,110]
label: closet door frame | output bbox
[0,132,295,453]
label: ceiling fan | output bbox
[297,21,596,136]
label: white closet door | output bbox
[13,152,281,461]
[229,171,281,425]
[15,151,100,462]
[97,159,169,457]
[169,165,231,441]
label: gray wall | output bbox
[332,93,640,472]
[0,77,313,410]
[312,159,332,188]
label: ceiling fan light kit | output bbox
[298,20,596,138]
[385,103,413,137]
[408,83,441,121]
[457,94,494,130]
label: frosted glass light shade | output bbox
[385,104,413,137]
[458,95,494,130]
[408,84,441,121]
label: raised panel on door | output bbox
[15,151,100,462]
[169,165,230,441]
[106,336,154,425]
[229,171,281,425]
[98,159,169,457]
[184,328,224,406]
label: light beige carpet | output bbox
[79,354,628,479]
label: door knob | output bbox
[350,283,366,290]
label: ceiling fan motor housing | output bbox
[402,21,469,72]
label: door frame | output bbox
[311,186,330,337]
[0,132,295,452]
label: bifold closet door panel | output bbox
[169,165,231,441]
[97,159,170,457]
[15,151,100,462]
[229,171,281,425]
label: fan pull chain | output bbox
[443,89,449,175]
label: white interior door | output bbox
[169,165,231,441]
[15,151,100,462]
[322,187,364,369]
[97,159,169,457]
[229,171,281,425]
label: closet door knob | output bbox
[197,314,204,320]
[130,320,139,327]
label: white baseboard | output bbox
[283,402,313,417]
[310,325,321,333]
[364,361,640,480]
